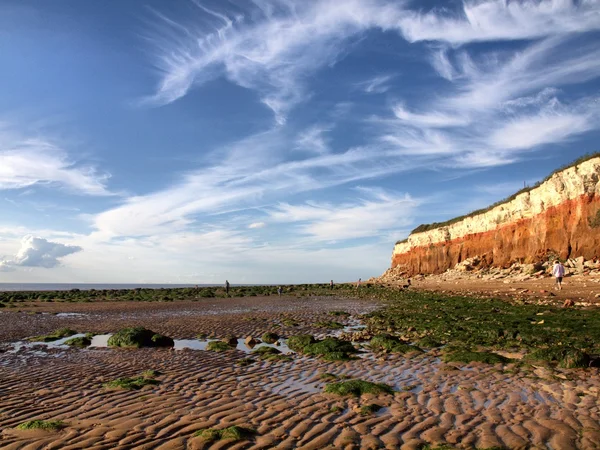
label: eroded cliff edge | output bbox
[390,155,600,276]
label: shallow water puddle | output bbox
[55,312,87,318]
[7,333,88,353]
[88,335,294,354]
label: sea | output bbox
[0,283,219,292]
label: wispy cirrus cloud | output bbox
[142,0,406,123]
[142,0,600,124]
[399,0,600,45]
[356,74,396,94]
[0,125,111,196]
[268,187,419,242]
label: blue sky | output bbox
[0,0,599,284]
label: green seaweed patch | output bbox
[29,328,77,342]
[193,425,256,442]
[304,338,358,361]
[360,404,382,416]
[287,334,316,352]
[103,376,160,390]
[417,336,443,348]
[237,358,255,366]
[253,347,291,361]
[525,347,590,368]
[329,311,350,317]
[207,340,234,352]
[141,369,161,377]
[16,420,65,431]
[107,327,174,348]
[324,379,394,396]
[261,332,279,344]
[314,320,344,330]
[442,350,511,365]
[370,334,422,354]
[64,336,91,348]
[320,372,340,381]
[282,318,299,327]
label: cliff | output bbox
[390,155,600,276]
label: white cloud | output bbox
[488,109,594,151]
[356,74,396,94]
[90,125,423,239]
[142,0,600,125]
[0,235,82,271]
[0,126,111,195]
[399,0,600,45]
[295,126,331,154]
[142,0,405,122]
[248,222,266,229]
[268,187,419,241]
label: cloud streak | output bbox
[0,126,111,195]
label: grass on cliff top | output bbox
[403,151,600,238]
[364,286,600,356]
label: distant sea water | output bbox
[0,283,220,292]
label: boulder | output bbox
[244,336,258,347]
[107,327,174,348]
[222,335,238,346]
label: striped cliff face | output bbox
[391,157,600,276]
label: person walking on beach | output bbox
[356,278,361,289]
[277,286,282,297]
[225,280,230,296]
[552,260,565,290]
[330,280,334,290]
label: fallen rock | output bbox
[245,336,258,347]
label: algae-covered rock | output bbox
[29,328,77,342]
[324,379,394,396]
[526,347,590,368]
[304,338,358,361]
[287,334,316,352]
[443,350,510,364]
[64,336,91,348]
[261,332,279,344]
[107,327,174,348]
[207,341,233,352]
[370,334,422,354]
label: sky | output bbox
[0,0,599,284]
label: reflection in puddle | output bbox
[88,335,293,354]
[56,313,87,318]
[8,333,88,353]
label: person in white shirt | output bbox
[552,260,565,290]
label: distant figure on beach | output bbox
[225,280,230,296]
[356,278,361,289]
[330,280,334,290]
[552,260,565,290]
[277,286,282,297]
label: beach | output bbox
[1,288,600,449]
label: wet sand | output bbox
[1,294,600,449]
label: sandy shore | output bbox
[1,294,600,449]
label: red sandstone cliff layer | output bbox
[392,194,600,276]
